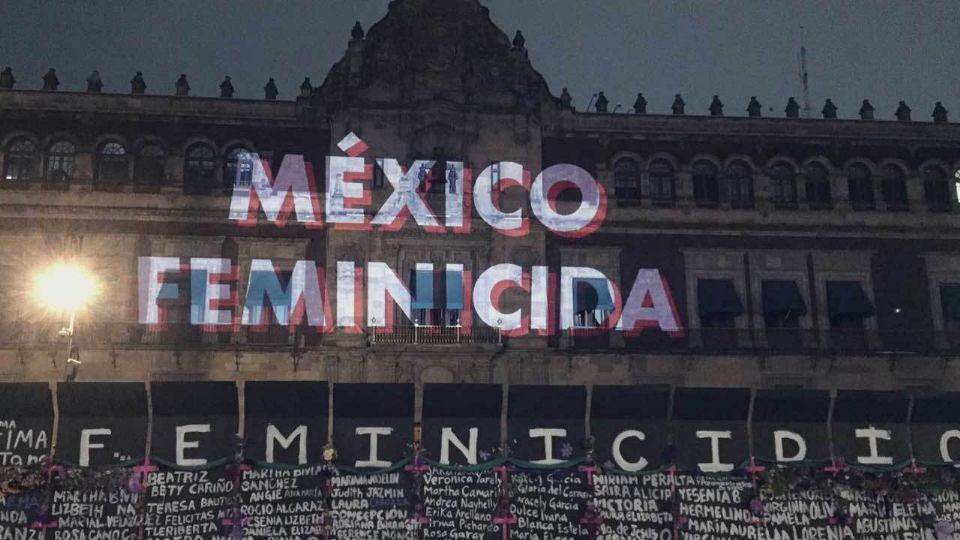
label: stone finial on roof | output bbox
[633,93,647,114]
[512,30,526,49]
[747,96,761,117]
[595,92,609,113]
[86,70,103,93]
[709,95,723,116]
[220,76,234,98]
[933,102,948,123]
[299,77,313,97]
[175,74,190,96]
[821,99,837,119]
[895,100,911,121]
[264,78,278,100]
[130,72,146,94]
[42,68,59,90]
[858,99,874,120]
[351,21,365,40]
[672,94,685,115]
[559,87,573,110]
[785,97,800,118]
[1,67,16,89]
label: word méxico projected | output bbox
[138,134,682,335]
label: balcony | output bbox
[0,322,954,356]
[369,324,502,345]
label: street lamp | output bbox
[32,260,98,374]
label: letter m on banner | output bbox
[228,153,321,227]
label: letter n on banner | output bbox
[333,383,413,469]
[422,384,502,466]
[507,385,585,464]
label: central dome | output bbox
[318,0,553,112]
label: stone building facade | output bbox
[1,0,959,404]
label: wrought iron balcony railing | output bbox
[0,321,957,356]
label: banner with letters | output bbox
[2,382,960,538]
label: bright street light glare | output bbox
[33,262,98,312]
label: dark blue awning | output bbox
[410,267,434,309]
[762,280,808,316]
[697,279,744,317]
[574,278,614,312]
[445,268,464,309]
[941,284,960,321]
[826,281,875,318]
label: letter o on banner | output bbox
[531,164,606,238]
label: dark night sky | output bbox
[1,0,957,120]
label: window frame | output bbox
[95,141,130,185]
[44,140,76,184]
[3,138,40,182]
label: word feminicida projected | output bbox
[137,133,683,336]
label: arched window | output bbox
[648,159,675,207]
[955,169,960,207]
[134,144,165,185]
[613,158,641,203]
[725,160,754,209]
[881,164,908,211]
[923,165,951,212]
[223,146,254,188]
[95,141,129,184]
[45,140,75,184]
[803,162,832,209]
[3,138,39,182]
[184,143,217,195]
[847,163,875,210]
[693,160,720,207]
[770,162,798,209]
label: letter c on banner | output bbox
[530,164,607,238]
[941,429,960,465]
[612,430,648,472]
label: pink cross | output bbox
[904,460,926,475]
[493,514,518,540]
[130,461,158,490]
[823,457,846,476]
[226,463,251,481]
[408,512,429,526]
[578,464,600,486]
[133,462,158,476]
[46,464,64,479]
[493,464,515,483]
[667,464,684,539]
[745,457,766,489]
[30,519,58,532]
[404,457,430,476]
[222,513,249,527]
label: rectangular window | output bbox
[372,160,384,189]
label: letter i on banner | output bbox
[336,261,363,333]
